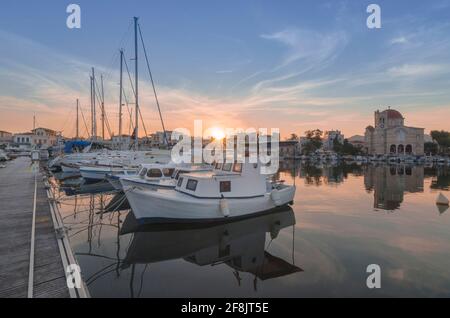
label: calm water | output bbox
[53,163,450,297]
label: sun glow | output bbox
[210,127,226,140]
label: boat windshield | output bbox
[162,168,175,177]
[222,163,232,171]
[139,168,147,177]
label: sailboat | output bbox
[70,17,173,180]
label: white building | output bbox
[13,127,57,148]
[323,130,344,150]
[32,128,57,147]
[112,134,131,149]
[0,130,13,145]
[13,133,34,146]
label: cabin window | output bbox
[232,163,242,173]
[215,163,223,170]
[220,181,231,193]
[163,168,175,177]
[222,163,232,171]
[147,169,163,178]
[175,170,186,180]
[186,179,198,191]
[139,168,148,177]
[177,177,184,187]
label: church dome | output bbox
[384,109,403,119]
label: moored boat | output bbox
[124,162,296,223]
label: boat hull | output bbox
[124,186,296,224]
[119,177,175,192]
[61,162,80,173]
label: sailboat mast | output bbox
[76,99,79,139]
[90,76,93,139]
[134,16,139,150]
[119,49,124,138]
[101,74,105,140]
[92,67,97,140]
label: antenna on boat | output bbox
[134,17,139,151]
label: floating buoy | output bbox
[220,198,230,217]
[436,193,449,206]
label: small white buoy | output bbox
[436,193,449,206]
[220,198,230,217]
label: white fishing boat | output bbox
[80,163,139,182]
[117,163,212,191]
[124,162,296,223]
[80,150,171,182]
[0,150,9,162]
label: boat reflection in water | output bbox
[120,207,301,291]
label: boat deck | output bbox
[0,157,69,298]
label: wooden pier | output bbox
[0,157,69,298]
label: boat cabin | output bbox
[137,163,178,181]
[136,163,212,182]
[175,162,268,198]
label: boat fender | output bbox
[271,190,282,206]
[220,196,230,217]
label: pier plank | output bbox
[0,157,69,298]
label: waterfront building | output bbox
[365,109,424,156]
[32,127,57,147]
[13,127,58,148]
[13,132,34,147]
[0,130,13,145]
[112,134,131,148]
[323,130,344,151]
[348,135,366,153]
[279,141,300,159]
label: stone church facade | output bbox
[365,109,424,156]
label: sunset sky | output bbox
[0,0,449,139]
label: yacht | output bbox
[123,162,296,223]
[79,150,171,182]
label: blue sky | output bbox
[0,0,449,137]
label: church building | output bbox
[365,109,424,156]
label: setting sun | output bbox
[210,127,226,140]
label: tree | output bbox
[286,133,299,141]
[424,142,438,155]
[431,130,450,154]
[333,138,362,156]
[302,129,323,154]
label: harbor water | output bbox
[52,163,450,297]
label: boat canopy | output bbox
[64,141,92,154]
